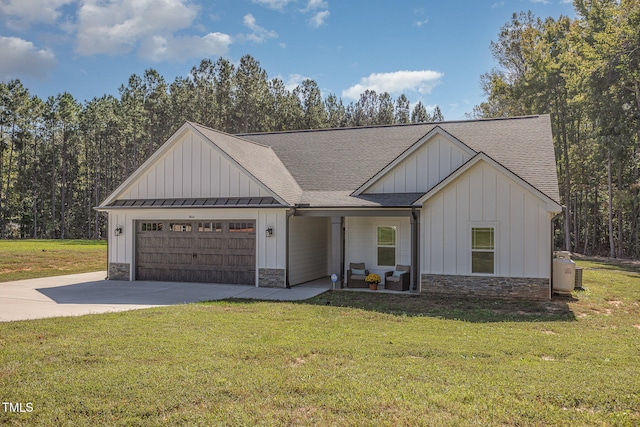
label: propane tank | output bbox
[553,251,576,295]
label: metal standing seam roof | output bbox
[105,197,284,208]
[239,115,561,205]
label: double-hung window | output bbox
[471,227,495,274]
[377,226,397,267]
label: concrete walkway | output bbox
[0,272,331,322]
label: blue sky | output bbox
[1,0,576,120]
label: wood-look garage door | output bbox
[136,220,256,284]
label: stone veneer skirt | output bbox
[258,268,286,288]
[108,263,131,281]
[421,274,550,300]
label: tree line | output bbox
[0,55,444,239]
[472,0,640,258]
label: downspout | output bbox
[341,216,345,286]
[285,207,296,288]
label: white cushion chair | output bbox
[347,262,369,288]
[385,265,410,291]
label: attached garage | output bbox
[136,220,256,284]
[97,123,294,287]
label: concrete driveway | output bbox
[0,272,331,322]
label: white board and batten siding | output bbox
[288,217,330,285]
[108,208,287,282]
[367,135,472,194]
[119,131,270,200]
[107,130,288,283]
[421,161,552,279]
[344,217,411,283]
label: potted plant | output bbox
[365,273,381,290]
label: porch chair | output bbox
[385,265,411,291]
[347,262,369,288]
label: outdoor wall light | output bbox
[114,225,123,236]
[266,226,274,237]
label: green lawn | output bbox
[0,240,107,282]
[0,260,638,426]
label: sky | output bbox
[1,0,577,121]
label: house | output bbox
[96,115,562,300]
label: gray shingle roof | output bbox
[298,191,425,207]
[239,115,560,205]
[191,123,303,205]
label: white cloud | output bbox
[310,10,330,28]
[305,0,328,11]
[242,13,278,43]
[253,0,329,28]
[413,8,428,28]
[281,73,310,91]
[342,70,444,99]
[301,0,329,28]
[75,0,213,59]
[138,32,232,62]
[252,0,293,11]
[0,0,75,27]
[0,37,56,80]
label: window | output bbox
[377,226,397,267]
[169,222,192,232]
[141,222,163,231]
[229,222,254,233]
[472,227,494,274]
[198,222,222,232]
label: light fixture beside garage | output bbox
[114,225,123,236]
[266,226,274,237]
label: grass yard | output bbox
[0,240,107,282]
[0,259,639,426]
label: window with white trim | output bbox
[471,227,494,274]
[377,226,397,267]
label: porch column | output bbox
[411,208,420,292]
[330,216,343,286]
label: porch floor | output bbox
[294,276,418,295]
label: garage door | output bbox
[136,220,256,284]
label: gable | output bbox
[420,160,555,278]
[415,153,563,213]
[101,124,280,206]
[358,128,475,195]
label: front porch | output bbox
[293,276,419,295]
[287,208,420,291]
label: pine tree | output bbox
[394,94,410,124]
[411,101,429,123]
